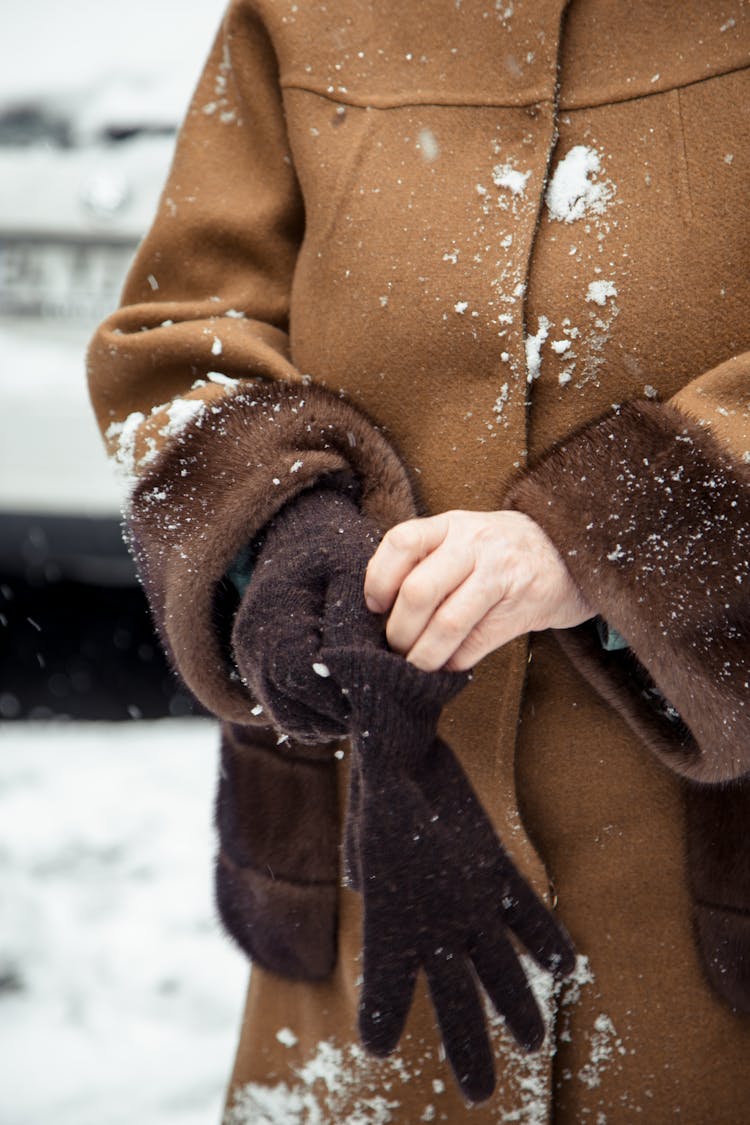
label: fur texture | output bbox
[214,722,340,980]
[685,781,750,1012]
[509,397,750,785]
[126,379,418,723]
[510,396,750,1012]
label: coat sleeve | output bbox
[507,353,750,785]
[86,0,416,723]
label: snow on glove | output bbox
[230,483,382,744]
[321,570,577,1104]
[334,653,576,1103]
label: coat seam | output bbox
[560,59,750,113]
[281,82,555,112]
[282,60,750,115]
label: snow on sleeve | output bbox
[163,397,207,438]
[105,411,147,480]
[105,392,217,490]
[207,371,240,387]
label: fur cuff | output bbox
[127,380,417,723]
[685,780,750,1012]
[509,399,750,784]
[214,722,340,980]
[215,852,338,981]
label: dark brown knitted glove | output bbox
[231,487,575,1103]
[230,484,381,742]
[322,637,576,1104]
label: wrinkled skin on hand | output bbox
[365,509,593,672]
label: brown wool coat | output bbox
[87,0,750,1120]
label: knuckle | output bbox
[399,573,433,609]
[384,521,418,552]
[408,646,442,673]
[472,564,502,601]
[433,605,468,639]
[385,619,408,654]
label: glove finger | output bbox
[469,927,546,1052]
[424,953,495,1104]
[498,873,576,978]
[359,940,419,1057]
[343,759,363,890]
[416,741,575,976]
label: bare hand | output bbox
[364,510,593,672]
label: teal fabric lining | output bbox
[595,617,629,652]
[227,542,257,598]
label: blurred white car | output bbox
[0,0,226,717]
[0,96,175,554]
[0,99,185,718]
[0,135,177,603]
[0,0,226,574]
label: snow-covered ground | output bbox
[0,719,248,1125]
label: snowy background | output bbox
[1,721,248,1125]
[1,3,250,1122]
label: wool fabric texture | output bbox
[87,1,750,1118]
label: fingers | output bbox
[365,509,595,673]
[359,942,419,1056]
[441,599,535,671]
[364,514,450,614]
[405,569,506,671]
[384,548,476,658]
[470,928,546,1052]
[343,763,363,890]
[500,875,577,979]
[424,953,496,1103]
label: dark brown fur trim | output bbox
[509,399,750,784]
[688,778,750,1015]
[213,721,340,980]
[554,622,698,766]
[215,722,341,884]
[691,905,750,1014]
[127,380,417,722]
[215,851,338,980]
[685,779,750,910]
